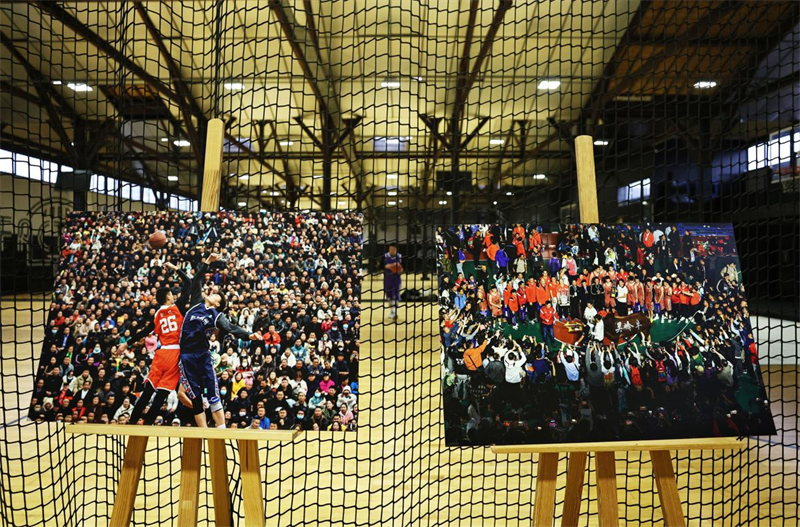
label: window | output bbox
[617,178,651,206]
[747,128,799,172]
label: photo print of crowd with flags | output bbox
[29,211,363,433]
[437,223,777,446]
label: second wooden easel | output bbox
[491,135,744,527]
[66,119,300,527]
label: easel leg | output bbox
[651,450,686,527]
[561,451,587,527]
[208,438,233,527]
[595,451,620,527]
[109,435,148,527]
[238,439,265,527]
[533,452,559,527]
[177,437,203,527]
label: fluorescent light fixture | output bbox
[223,82,245,90]
[237,202,247,207]
[279,140,294,147]
[489,139,505,146]
[168,176,179,182]
[693,80,717,89]
[388,201,397,206]
[381,80,401,89]
[594,140,609,146]
[52,80,63,85]
[446,191,453,196]
[438,200,448,205]
[532,174,547,180]
[160,137,169,142]
[537,79,560,90]
[388,191,398,196]
[173,140,191,147]
[66,83,92,92]
[238,174,250,180]
[506,191,513,196]
[386,173,399,179]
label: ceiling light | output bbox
[537,79,560,90]
[446,191,453,196]
[506,191,513,196]
[237,202,247,207]
[173,140,191,147]
[168,176,179,182]
[338,200,347,206]
[52,80,62,85]
[313,174,324,179]
[388,191,398,196]
[281,199,286,204]
[489,139,505,146]
[438,200,448,205]
[160,137,169,142]
[388,201,397,206]
[493,201,498,205]
[399,199,403,203]
[693,81,717,89]
[381,80,401,89]
[386,173,398,179]
[271,191,281,196]
[223,82,245,90]
[642,200,648,205]
[413,77,423,81]
[238,174,250,180]
[532,174,547,180]
[66,83,92,92]
[594,140,609,146]
[279,140,294,147]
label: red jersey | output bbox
[540,305,556,325]
[154,304,183,348]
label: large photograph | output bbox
[29,211,362,432]
[437,223,776,446]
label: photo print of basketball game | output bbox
[437,223,776,446]
[29,211,363,432]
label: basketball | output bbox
[148,230,167,249]
[387,262,403,274]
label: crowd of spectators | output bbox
[29,211,363,432]
[437,223,776,445]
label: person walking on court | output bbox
[381,243,403,321]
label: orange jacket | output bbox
[536,284,549,305]
[464,341,488,371]
[525,283,537,303]
[486,243,499,261]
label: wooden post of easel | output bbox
[69,118,300,527]
[491,135,745,527]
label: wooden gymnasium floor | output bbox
[1,274,797,526]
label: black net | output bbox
[1,1,798,526]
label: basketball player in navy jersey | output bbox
[179,253,262,428]
[381,243,403,321]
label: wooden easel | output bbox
[66,119,300,527]
[491,135,745,527]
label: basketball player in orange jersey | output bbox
[120,261,192,425]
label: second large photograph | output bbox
[436,223,776,446]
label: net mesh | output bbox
[1,1,798,526]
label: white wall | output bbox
[752,316,799,365]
